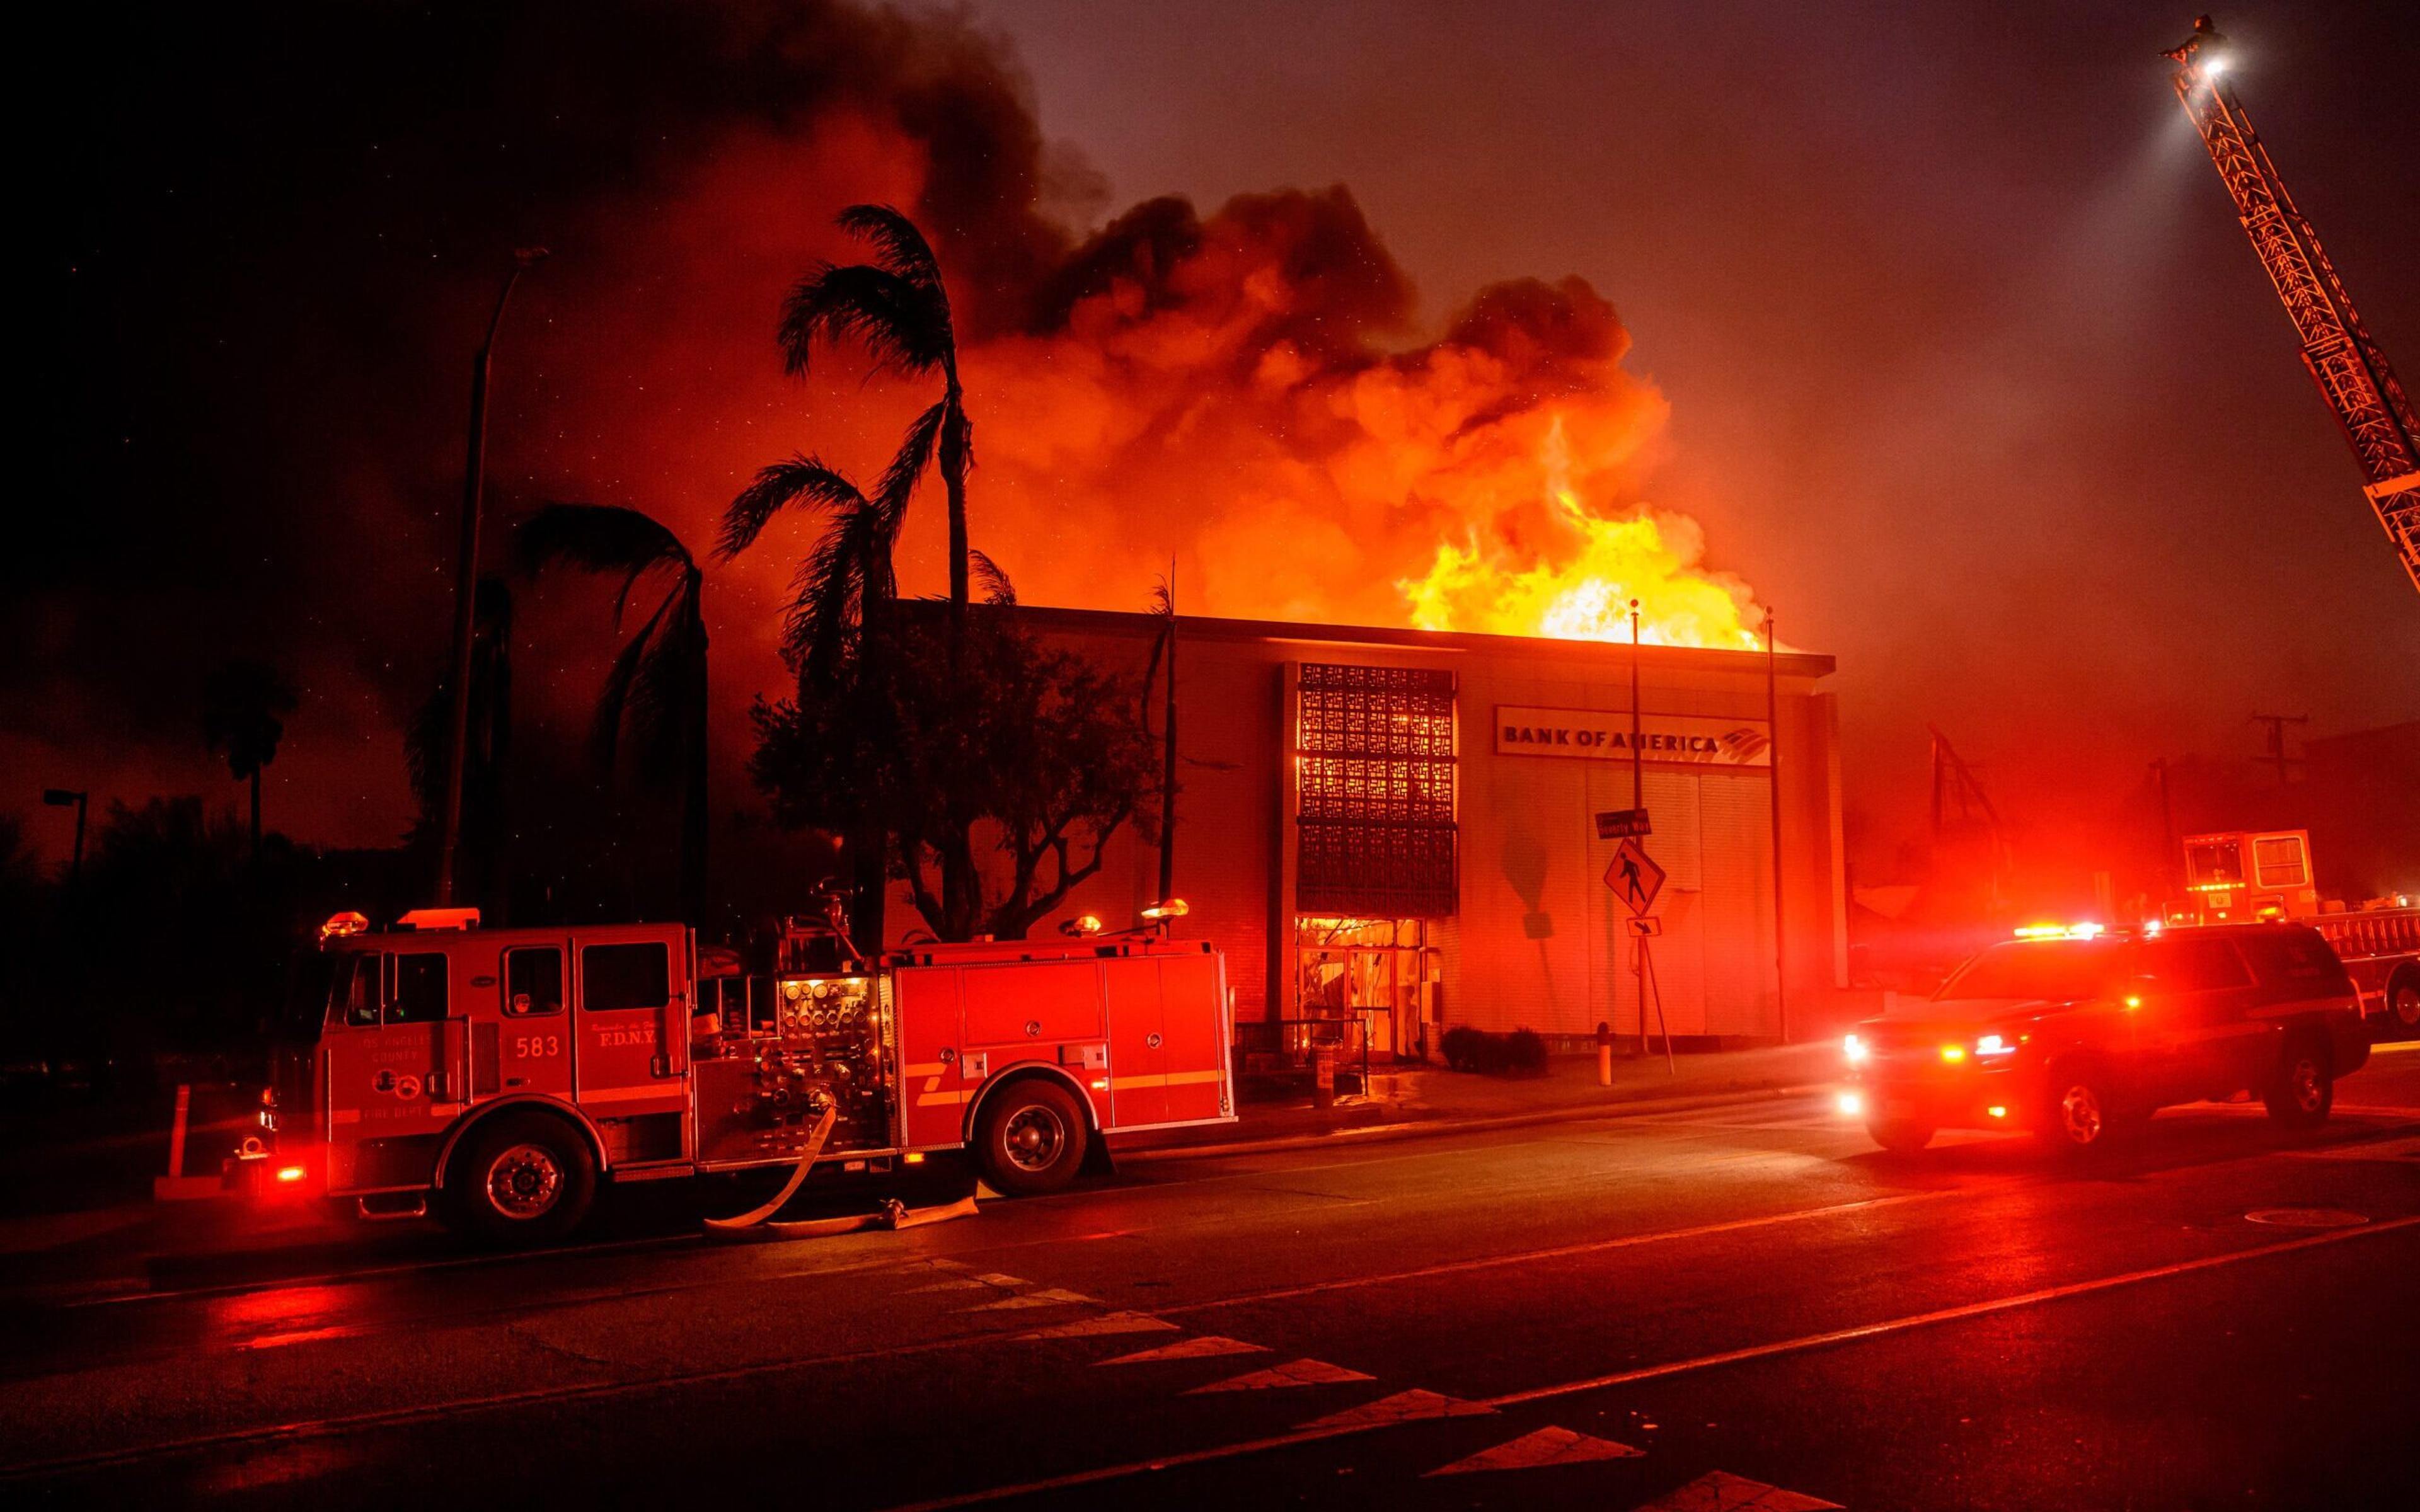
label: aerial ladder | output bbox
[2164,16,2420,597]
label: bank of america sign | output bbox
[1494,706,1772,768]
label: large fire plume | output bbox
[1399,420,1766,649]
[961,195,1770,651]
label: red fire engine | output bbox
[2171,829,2420,1033]
[247,903,1233,1241]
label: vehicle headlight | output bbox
[1974,1033,2016,1058]
[1843,1033,1867,1064]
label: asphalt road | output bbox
[4,1046,2417,1511]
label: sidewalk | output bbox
[1115,1041,1844,1160]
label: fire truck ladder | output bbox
[2165,16,2420,596]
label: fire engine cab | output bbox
[252,905,1234,1242]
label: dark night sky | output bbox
[14,0,2417,880]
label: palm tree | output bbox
[778,205,972,624]
[513,504,711,924]
[202,658,298,862]
[720,450,914,956]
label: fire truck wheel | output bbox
[2389,979,2420,1036]
[447,1114,596,1244]
[2262,1037,2333,1128]
[973,1080,1089,1197]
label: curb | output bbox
[1117,1080,1833,1164]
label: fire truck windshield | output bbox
[2186,839,2245,887]
[1935,939,2131,1005]
[329,953,380,1028]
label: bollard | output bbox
[1313,1042,1337,1109]
[1596,1021,1613,1087]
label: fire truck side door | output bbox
[573,937,688,1122]
[1156,951,1231,1125]
[498,943,573,1099]
[894,966,966,1149]
[1102,957,1168,1128]
[323,950,457,1188]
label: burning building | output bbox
[990,608,1844,1059]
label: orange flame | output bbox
[1399,419,1768,650]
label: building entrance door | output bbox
[1293,917,1436,1062]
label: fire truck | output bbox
[2172,829,2420,1033]
[246,902,1234,1242]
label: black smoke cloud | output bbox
[19,0,1688,866]
[20,0,1078,844]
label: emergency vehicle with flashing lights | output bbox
[1839,920,2369,1158]
[239,898,1233,1242]
[2168,828,2420,1034]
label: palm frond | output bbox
[786,501,887,684]
[876,401,947,516]
[588,593,671,770]
[836,203,943,289]
[719,455,869,561]
[778,265,948,378]
[513,503,693,627]
[970,549,1017,607]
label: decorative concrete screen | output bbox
[1295,663,1458,919]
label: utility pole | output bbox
[1763,610,1787,1043]
[42,788,87,886]
[1628,598,1643,1056]
[1627,599,1643,812]
[434,247,548,906]
[2152,757,2178,894]
[1156,561,1180,906]
[2248,712,2308,786]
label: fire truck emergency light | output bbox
[318,912,370,944]
[1140,898,1189,921]
[397,908,481,931]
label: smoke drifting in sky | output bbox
[22,0,1744,857]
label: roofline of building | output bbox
[986,602,1837,679]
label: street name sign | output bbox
[1594,808,1652,840]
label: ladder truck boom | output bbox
[2165,16,2420,596]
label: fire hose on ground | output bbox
[704,1104,979,1237]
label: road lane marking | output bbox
[1424,1424,1642,1475]
[1296,1390,1493,1431]
[872,1215,2420,1511]
[1013,1312,1177,1340]
[1632,1470,1841,1509]
[1180,1354,1374,1393]
[959,1288,1095,1312]
[1095,1336,1267,1365]
[1155,1190,1960,1316]
[1184,1358,1373,1392]
[1480,1214,2420,1407]
[22,1213,2410,1494]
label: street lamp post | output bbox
[42,788,87,885]
[434,246,548,907]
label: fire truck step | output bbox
[355,1193,429,1222]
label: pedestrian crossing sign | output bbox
[1605,839,1666,917]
